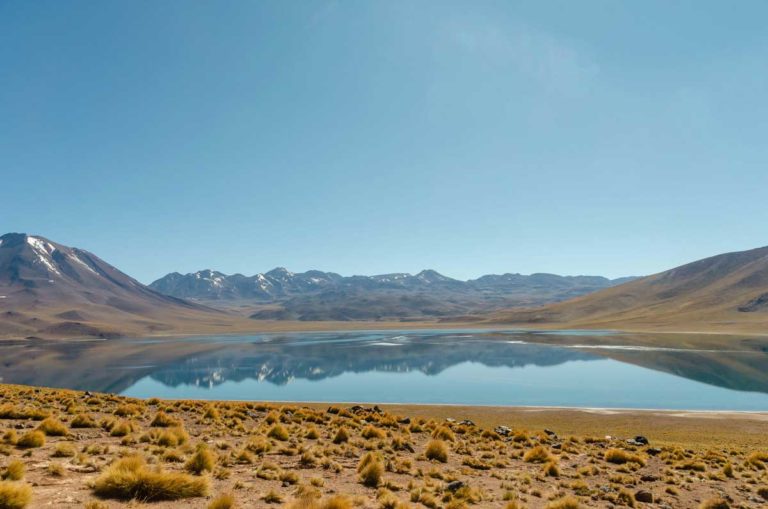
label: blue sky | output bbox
[2,1,768,283]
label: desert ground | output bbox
[0,385,766,509]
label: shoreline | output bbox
[5,316,768,341]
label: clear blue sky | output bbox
[2,1,768,284]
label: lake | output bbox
[1,329,767,411]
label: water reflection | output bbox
[0,330,766,410]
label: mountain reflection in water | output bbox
[0,330,766,410]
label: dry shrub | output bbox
[267,424,289,441]
[245,436,271,455]
[186,444,216,475]
[114,404,141,417]
[92,455,209,501]
[287,495,353,509]
[357,452,384,488]
[332,427,349,444]
[546,496,582,509]
[0,481,32,509]
[699,498,730,509]
[425,440,448,463]
[52,443,76,458]
[70,414,97,428]
[16,431,45,449]
[1,461,24,481]
[37,418,68,437]
[361,425,386,440]
[432,426,455,442]
[523,445,552,464]
[604,448,645,466]
[208,492,235,509]
[150,412,180,428]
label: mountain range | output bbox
[2,231,768,339]
[0,233,246,339]
[490,245,768,332]
[149,268,635,321]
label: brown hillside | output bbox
[488,245,768,332]
[0,233,243,339]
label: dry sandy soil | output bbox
[0,385,767,509]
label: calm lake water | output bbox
[1,329,767,411]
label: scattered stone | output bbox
[635,490,654,503]
[494,426,512,437]
[544,428,557,437]
[458,419,475,426]
[641,474,659,482]
[445,418,456,423]
[446,481,465,492]
[646,447,662,456]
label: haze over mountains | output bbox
[491,245,768,332]
[149,268,635,321]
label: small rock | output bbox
[446,418,456,423]
[494,426,512,436]
[458,419,475,426]
[634,435,649,445]
[544,429,557,437]
[646,447,662,456]
[446,481,465,492]
[635,490,654,503]
[640,474,659,482]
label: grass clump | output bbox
[70,414,97,428]
[545,495,582,509]
[185,444,216,475]
[92,455,209,501]
[207,492,235,509]
[1,461,24,481]
[523,445,552,464]
[267,424,289,441]
[699,498,730,509]
[332,427,349,444]
[51,443,76,459]
[357,452,384,488]
[0,481,32,509]
[36,418,68,437]
[263,489,282,503]
[361,425,386,440]
[424,439,448,463]
[16,431,45,449]
[431,426,455,442]
[604,448,645,466]
[150,411,179,428]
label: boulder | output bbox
[635,490,654,503]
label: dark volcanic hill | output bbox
[0,233,232,339]
[150,267,635,321]
[489,245,768,331]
